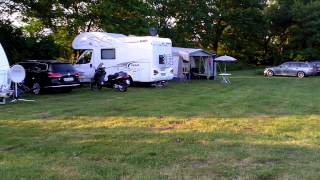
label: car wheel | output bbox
[32,83,41,95]
[266,70,274,77]
[297,71,305,78]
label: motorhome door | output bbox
[0,43,10,90]
[74,50,94,82]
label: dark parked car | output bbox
[264,61,316,78]
[18,60,80,94]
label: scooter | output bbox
[90,63,130,92]
[107,71,130,92]
[90,63,106,90]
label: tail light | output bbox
[48,72,63,78]
[74,72,80,77]
[153,70,159,75]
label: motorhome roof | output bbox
[22,60,70,64]
[122,36,171,43]
[72,32,171,49]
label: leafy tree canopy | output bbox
[1,0,320,65]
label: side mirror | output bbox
[279,66,283,68]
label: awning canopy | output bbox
[172,47,215,61]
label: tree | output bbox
[6,0,102,60]
[262,0,320,64]
[8,0,154,60]
[99,0,153,35]
[150,0,267,65]
[285,1,320,60]
[0,19,60,63]
[2,0,320,66]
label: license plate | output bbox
[161,73,166,76]
[64,77,74,82]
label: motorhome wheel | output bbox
[152,81,168,88]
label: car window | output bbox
[314,63,320,67]
[287,63,295,67]
[300,63,308,68]
[49,63,76,73]
[294,63,302,67]
[35,63,47,71]
[19,63,34,72]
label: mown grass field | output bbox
[1,70,320,179]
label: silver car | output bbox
[264,62,316,78]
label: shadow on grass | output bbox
[1,122,320,179]
[1,77,320,121]
[1,71,320,178]
[1,69,320,119]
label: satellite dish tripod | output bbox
[9,65,34,103]
[11,82,35,103]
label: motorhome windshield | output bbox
[76,50,92,64]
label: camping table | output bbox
[219,73,231,84]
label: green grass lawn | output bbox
[1,70,320,179]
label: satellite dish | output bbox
[148,27,158,36]
[9,65,34,103]
[9,65,26,83]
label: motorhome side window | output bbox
[101,49,116,60]
[76,50,92,64]
[159,55,165,64]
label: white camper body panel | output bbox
[0,43,11,92]
[72,32,174,83]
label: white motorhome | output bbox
[0,43,12,104]
[72,32,174,83]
